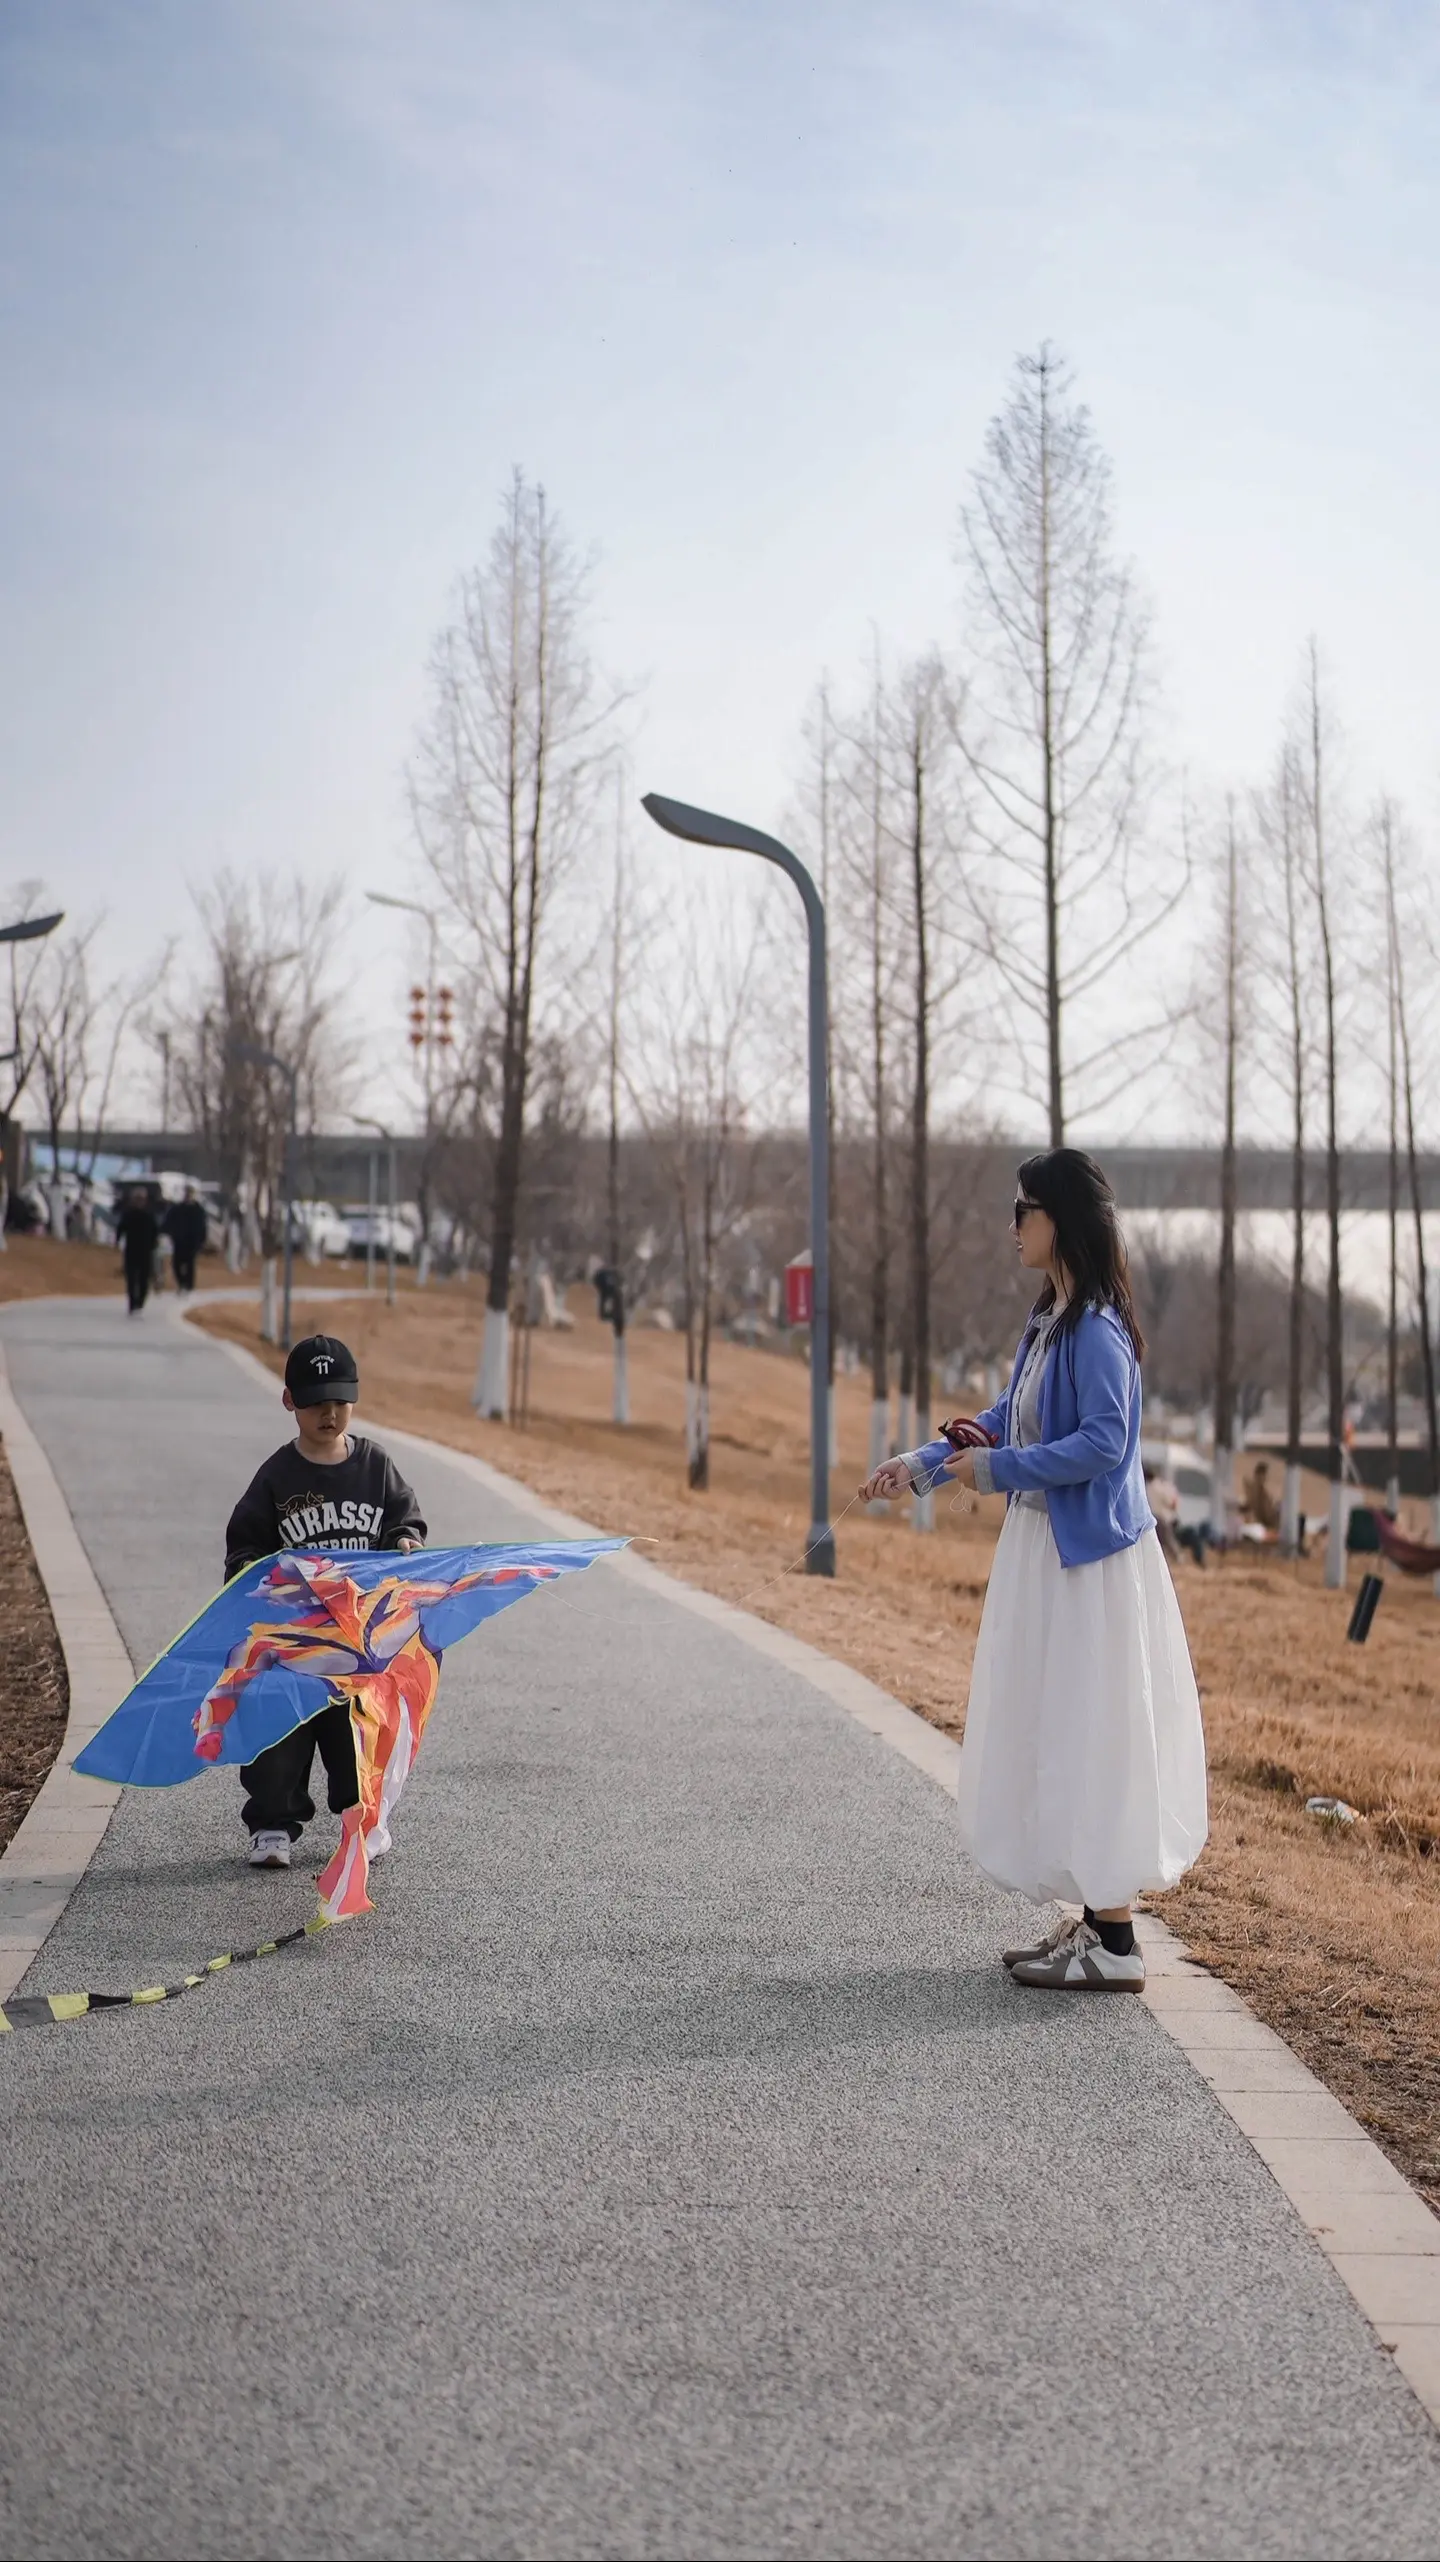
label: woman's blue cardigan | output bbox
[911,1302,1153,1569]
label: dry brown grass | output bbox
[181,1278,1440,2210]
[0,1235,130,1301]
[0,1441,68,1853]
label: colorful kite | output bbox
[75,1541,623,1921]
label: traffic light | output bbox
[408,985,427,1053]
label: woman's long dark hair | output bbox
[1016,1147,1145,1358]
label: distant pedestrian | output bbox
[115,1186,160,1315]
[1144,1461,1182,1564]
[163,1185,208,1293]
[861,1147,1208,1994]
[1242,1458,1280,1534]
[223,1334,426,1869]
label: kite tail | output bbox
[316,1804,373,1921]
[313,1649,442,1923]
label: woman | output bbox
[861,1148,1207,1991]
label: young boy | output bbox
[224,1332,427,1869]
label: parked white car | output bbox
[343,1204,419,1265]
[290,1199,353,1261]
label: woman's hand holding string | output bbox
[860,1448,979,1502]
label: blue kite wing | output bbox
[73,1539,625,1788]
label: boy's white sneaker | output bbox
[247,1830,292,1868]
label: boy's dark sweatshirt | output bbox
[224,1436,427,1583]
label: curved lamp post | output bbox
[352,1113,397,1308]
[0,912,64,946]
[0,908,64,1064]
[641,792,835,1577]
[366,890,441,1283]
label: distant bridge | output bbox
[18,1131,1440,1215]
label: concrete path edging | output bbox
[0,1336,130,2004]
[191,1308,1440,2426]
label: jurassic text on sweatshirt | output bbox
[223,1436,427,1582]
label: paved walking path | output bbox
[2,1296,1439,2561]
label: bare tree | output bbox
[833,638,904,1491]
[1260,744,1311,1554]
[410,472,621,1418]
[604,770,631,1425]
[1210,803,1242,1545]
[1384,805,1440,1544]
[888,652,966,1529]
[955,344,1174,1138]
[1297,644,1347,1587]
[169,875,351,1327]
[1381,807,1401,1516]
[629,908,761,1490]
[0,903,168,1239]
[1,884,67,1133]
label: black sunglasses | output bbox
[1013,1198,1041,1228]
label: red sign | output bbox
[784,1252,814,1326]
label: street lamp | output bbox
[640,792,835,1577]
[231,1041,298,1352]
[0,908,64,1065]
[352,1115,397,1308]
[365,891,441,1282]
[0,912,64,946]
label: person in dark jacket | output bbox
[115,1187,160,1314]
[162,1186,208,1293]
[223,1333,427,1869]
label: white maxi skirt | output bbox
[958,1504,1208,1910]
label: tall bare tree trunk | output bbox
[607,781,629,1426]
[1279,756,1306,1554]
[865,651,891,1493]
[1391,833,1440,1582]
[957,346,1162,1139]
[412,475,615,1422]
[908,724,934,1531]
[1036,353,1064,1147]
[1211,805,1239,1547]
[817,681,839,1469]
[1382,810,1400,1515]
[1307,648,1346,1589]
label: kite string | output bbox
[729,1493,863,1608]
[725,1461,980,1612]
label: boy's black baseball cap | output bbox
[284,1334,360,1408]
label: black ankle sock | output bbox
[1092,1915,1136,1957]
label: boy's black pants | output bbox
[123,1247,150,1312]
[172,1246,197,1291]
[240,1701,359,1840]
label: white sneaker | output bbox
[1003,1912,1082,1970]
[1011,1920,1145,1991]
[247,1830,292,1868]
[367,1824,393,1860]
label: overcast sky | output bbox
[3,0,1438,1130]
